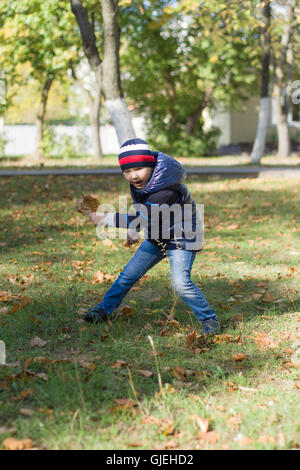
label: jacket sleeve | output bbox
[104,189,181,232]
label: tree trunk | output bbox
[101,0,135,145]
[274,84,291,158]
[34,77,53,163]
[250,0,271,164]
[89,79,103,160]
[69,60,103,159]
[71,0,135,148]
[273,0,295,159]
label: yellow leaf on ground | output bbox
[2,437,32,450]
[197,431,218,443]
[231,353,247,361]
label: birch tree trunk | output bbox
[250,0,271,164]
[34,77,53,163]
[273,0,295,159]
[71,0,135,150]
[70,61,103,159]
[101,0,135,145]
[70,0,103,159]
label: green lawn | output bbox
[0,174,299,450]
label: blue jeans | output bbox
[97,240,217,323]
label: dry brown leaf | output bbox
[2,437,32,450]
[231,353,247,361]
[191,416,209,433]
[262,293,276,303]
[259,435,276,444]
[161,419,175,436]
[29,336,48,348]
[92,270,104,284]
[136,369,154,377]
[253,332,280,350]
[228,414,242,430]
[237,436,254,447]
[148,350,164,358]
[19,408,34,417]
[0,306,10,315]
[121,305,134,315]
[111,360,128,369]
[142,415,161,426]
[112,398,138,411]
[81,362,97,371]
[197,431,218,444]
[186,331,197,348]
[76,194,100,215]
[172,366,186,381]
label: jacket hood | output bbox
[130,151,186,201]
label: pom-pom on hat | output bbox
[118,138,156,172]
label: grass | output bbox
[1,152,300,170]
[0,174,300,450]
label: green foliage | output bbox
[120,0,260,156]
[0,132,7,156]
[40,126,78,159]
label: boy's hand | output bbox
[126,229,140,246]
[89,211,105,227]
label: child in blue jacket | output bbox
[79,138,219,335]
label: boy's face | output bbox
[123,167,154,189]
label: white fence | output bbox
[0,117,147,156]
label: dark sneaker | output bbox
[84,305,108,324]
[200,318,220,336]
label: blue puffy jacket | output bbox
[128,152,204,252]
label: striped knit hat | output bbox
[118,138,156,172]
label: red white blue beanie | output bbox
[118,138,156,172]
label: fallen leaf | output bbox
[253,332,279,350]
[197,431,218,444]
[29,336,48,348]
[282,361,299,369]
[81,362,97,371]
[186,331,197,348]
[231,353,247,361]
[191,415,209,433]
[0,306,10,315]
[2,437,32,450]
[112,360,128,369]
[148,350,164,358]
[142,415,161,426]
[172,366,186,381]
[161,419,175,436]
[259,435,276,444]
[92,270,104,284]
[101,239,116,249]
[136,369,154,377]
[262,293,276,303]
[121,305,134,315]
[237,436,254,446]
[19,408,34,417]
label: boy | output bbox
[76,138,220,335]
